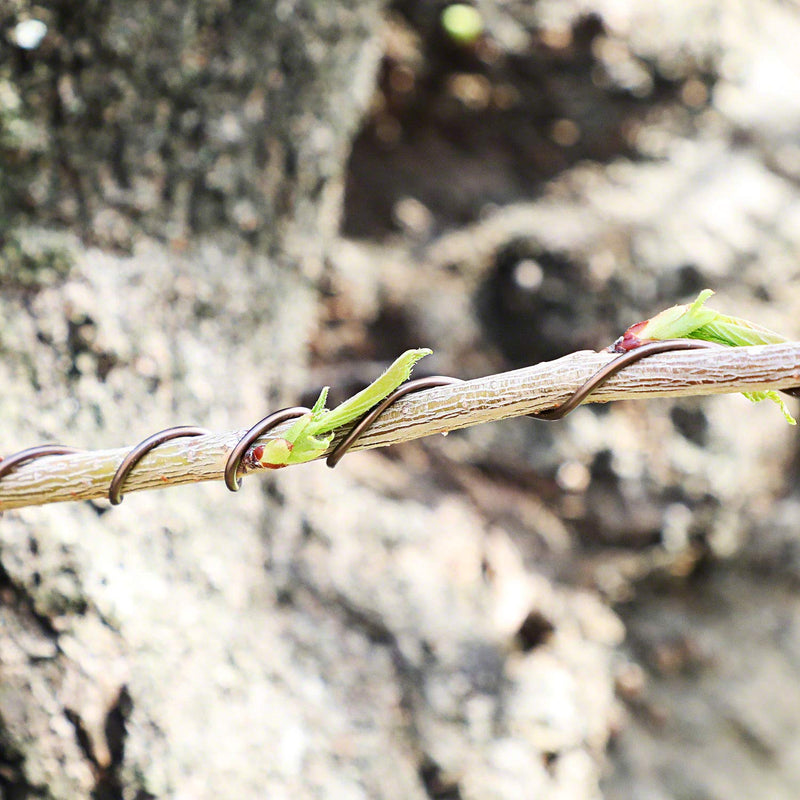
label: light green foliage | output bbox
[638,289,796,424]
[441,4,484,45]
[637,289,787,347]
[255,348,433,467]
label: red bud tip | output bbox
[612,320,648,352]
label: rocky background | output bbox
[2,1,800,798]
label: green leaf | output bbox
[306,348,432,437]
[252,348,433,468]
[742,391,797,425]
[617,290,796,424]
[441,4,483,45]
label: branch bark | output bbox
[2,342,799,511]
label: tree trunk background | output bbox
[3,1,800,798]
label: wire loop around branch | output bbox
[1,339,799,509]
[108,426,211,505]
[0,445,84,480]
[223,407,311,491]
[326,376,464,467]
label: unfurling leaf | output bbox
[614,290,796,424]
[253,348,433,468]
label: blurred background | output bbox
[2,1,800,798]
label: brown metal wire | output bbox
[223,406,311,491]
[324,339,723,466]
[326,376,464,467]
[108,426,211,505]
[0,445,84,480]
[533,338,723,419]
[0,338,792,501]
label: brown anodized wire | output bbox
[0,445,84,480]
[108,426,211,505]
[224,406,311,492]
[533,338,723,420]
[326,340,725,465]
[326,376,464,467]
[2,338,793,498]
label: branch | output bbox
[2,342,799,511]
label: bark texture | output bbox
[3,1,800,799]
